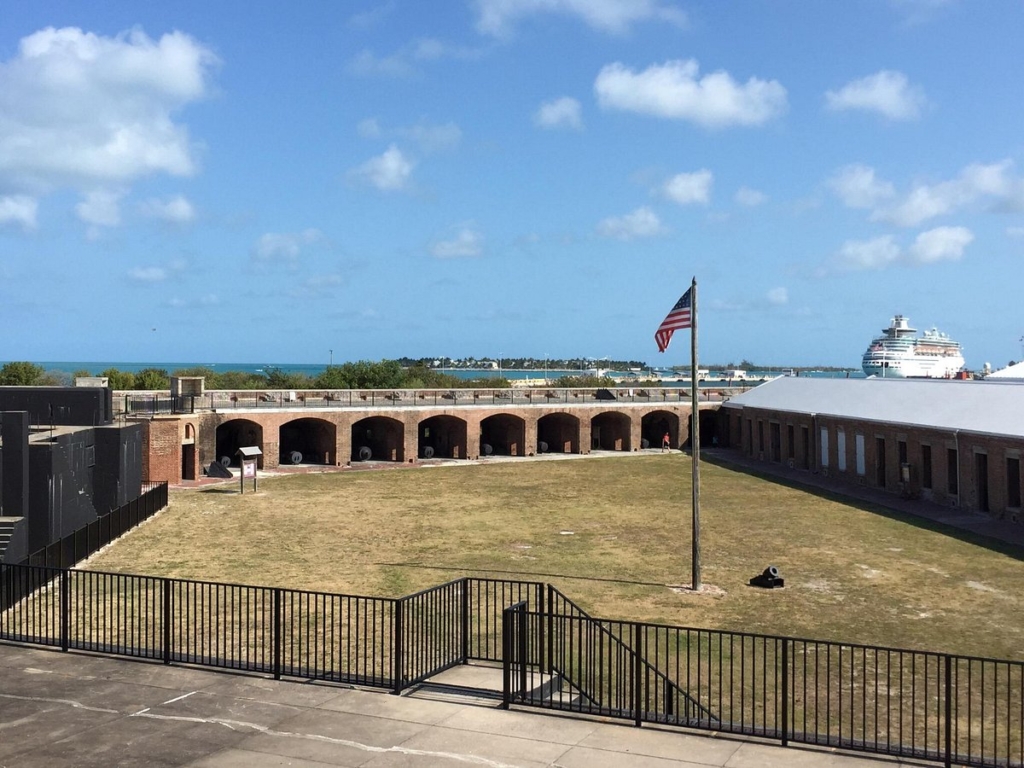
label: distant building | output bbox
[986,361,1024,381]
[0,387,142,563]
[720,377,1024,521]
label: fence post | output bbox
[634,622,643,727]
[502,605,511,709]
[162,578,172,665]
[60,569,70,653]
[392,598,404,694]
[781,639,789,747]
[546,585,554,675]
[273,587,282,680]
[460,578,470,663]
[535,582,544,673]
[944,654,952,768]
[517,605,527,702]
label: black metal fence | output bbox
[0,564,1020,768]
[502,604,1024,768]
[18,482,168,570]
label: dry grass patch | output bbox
[85,455,1024,659]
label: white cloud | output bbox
[833,227,973,271]
[876,160,1015,226]
[828,164,895,209]
[0,27,217,195]
[534,97,583,130]
[474,0,686,36]
[348,2,395,29]
[140,194,195,224]
[287,273,344,298]
[662,169,712,205]
[358,119,461,153]
[594,59,787,128]
[348,39,481,78]
[347,49,413,77]
[129,266,168,282]
[597,206,667,240]
[907,225,973,263]
[835,235,902,270]
[252,229,324,263]
[349,145,414,191]
[0,195,38,229]
[825,70,927,120]
[1007,226,1024,239]
[431,226,483,258]
[165,293,218,308]
[766,287,788,305]
[398,121,462,152]
[75,189,122,227]
[128,257,186,283]
[734,186,767,206]
[357,118,381,138]
[411,38,483,62]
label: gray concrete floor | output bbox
[0,642,927,768]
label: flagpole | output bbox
[690,277,701,591]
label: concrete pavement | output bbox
[0,642,924,768]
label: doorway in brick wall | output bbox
[181,424,197,481]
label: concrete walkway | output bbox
[0,643,925,768]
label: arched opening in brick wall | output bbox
[279,418,337,466]
[351,416,404,463]
[216,419,264,468]
[590,411,632,451]
[418,415,467,459]
[537,413,580,454]
[480,414,526,458]
[682,409,719,449]
[698,409,718,448]
[641,410,680,450]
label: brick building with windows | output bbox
[719,377,1024,522]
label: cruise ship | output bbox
[861,315,965,378]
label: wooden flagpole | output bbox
[690,277,701,591]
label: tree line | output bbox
[0,360,488,390]
[0,360,620,391]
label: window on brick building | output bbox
[921,444,932,489]
[947,448,958,495]
[1008,457,1021,509]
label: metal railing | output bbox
[16,482,168,571]
[502,606,1024,768]
[1,565,1020,768]
[114,386,735,416]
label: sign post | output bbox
[236,446,262,494]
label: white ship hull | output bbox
[862,355,965,378]
[861,315,965,379]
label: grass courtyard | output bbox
[85,454,1024,660]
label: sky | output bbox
[1,0,1022,370]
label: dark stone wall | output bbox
[0,393,142,562]
[1,412,29,518]
[27,432,98,553]
[93,424,143,510]
[0,387,112,426]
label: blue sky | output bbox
[1,0,1022,369]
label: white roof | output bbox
[724,376,1024,438]
[987,361,1024,380]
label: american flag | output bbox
[655,287,692,353]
